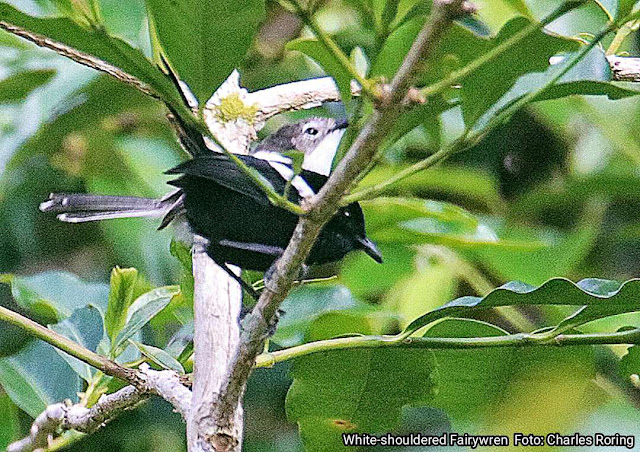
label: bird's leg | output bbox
[218,262,261,301]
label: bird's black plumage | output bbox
[164,152,378,271]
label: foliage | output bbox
[1,0,640,451]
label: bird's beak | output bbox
[333,118,349,131]
[358,237,383,263]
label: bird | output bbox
[40,117,382,297]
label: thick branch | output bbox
[210,0,469,444]
[188,241,243,452]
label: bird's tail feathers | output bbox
[40,193,180,224]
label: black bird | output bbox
[40,117,382,296]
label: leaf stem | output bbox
[254,327,640,367]
[0,305,137,383]
[287,0,378,100]
[606,19,638,55]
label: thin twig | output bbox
[253,327,640,368]
[0,305,137,384]
[0,22,156,98]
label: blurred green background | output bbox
[2,0,640,451]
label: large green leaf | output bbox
[372,14,576,128]
[0,69,55,102]
[361,197,542,250]
[112,285,179,356]
[49,305,105,382]
[425,319,596,430]
[357,165,503,209]
[424,319,516,421]
[477,46,640,130]
[383,260,458,328]
[340,243,417,299]
[0,271,109,321]
[470,211,601,284]
[145,0,265,103]
[286,348,436,451]
[0,340,82,417]
[0,3,184,107]
[405,277,640,334]
[459,17,575,127]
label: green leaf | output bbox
[340,244,417,299]
[478,47,640,130]
[286,38,352,107]
[358,166,502,209]
[424,319,515,421]
[471,208,602,284]
[404,277,640,335]
[0,69,55,103]
[371,15,423,80]
[105,267,138,344]
[0,392,19,449]
[424,320,596,429]
[460,17,576,127]
[112,286,180,356]
[273,285,372,347]
[145,0,265,103]
[0,340,82,417]
[170,239,194,304]
[0,3,184,107]
[0,271,109,321]
[129,340,184,373]
[380,0,400,33]
[286,348,436,451]
[616,0,637,20]
[361,198,538,250]
[49,306,105,382]
[501,0,533,18]
[383,260,458,328]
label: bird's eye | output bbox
[305,127,319,136]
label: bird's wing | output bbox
[166,154,304,205]
[218,239,285,256]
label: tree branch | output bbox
[0,305,137,384]
[8,364,191,452]
[208,0,471,447]
[252,327,640,368]
[0,22,156,98]
[608,55,640,82]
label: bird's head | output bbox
[253,117,348,176]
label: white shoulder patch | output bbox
[267,161,315,199]
[253,151,293,164]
